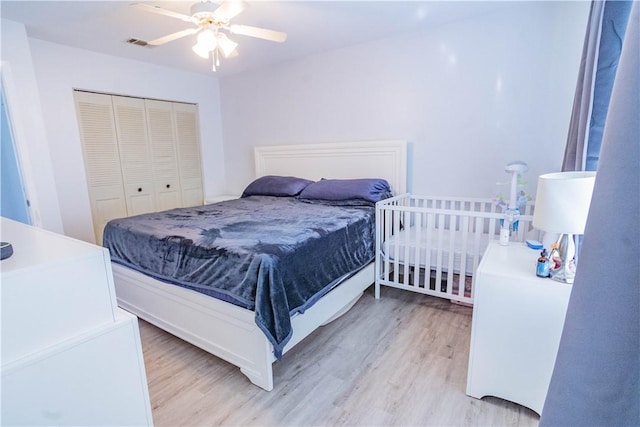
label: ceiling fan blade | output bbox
[147,28,200,46]
[228,25,287,43]
[213,0,247,21]
[131,3,195,23]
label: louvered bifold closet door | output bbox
[74,91,127,245]
[173,103,203,207]
[111,96,156,216]
[144,99,182,211]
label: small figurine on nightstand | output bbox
[536,248,550,278]
[548,242,562,278]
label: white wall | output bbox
[1,19,64,232]
[1,1,589,242]
[26,39,226,243]
[219,2,590,199]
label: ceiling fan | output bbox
[131,0,287,71]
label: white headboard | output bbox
[254,140,407,195]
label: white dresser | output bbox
[466,241,572,414]
[1,217,153,426]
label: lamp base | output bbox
[550,234,576,284]
[551,263,576,284]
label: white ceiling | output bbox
[1,1,514,77]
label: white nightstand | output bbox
[466,241,572,414]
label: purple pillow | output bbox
[298,178,392,205]
[241,175,313,198]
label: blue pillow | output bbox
[298,178,392,205]
[241,175,314,198]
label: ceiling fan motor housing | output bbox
[191,2,221,23]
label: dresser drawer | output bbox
[2,309,152,426]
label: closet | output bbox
[74,91,203,244]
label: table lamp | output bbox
[532,171,596,283]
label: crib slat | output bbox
[459,215,470,296]
[392,204,401,287]
[434,213,445,291]
[414,213,423,289]
[472,216,483,275]
[402,209,411,288]
[425,213,434,290]
[445,216,456,296]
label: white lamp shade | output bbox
[532,171,596,234]
[216,33,238,58]
[197,29,217,50]
[192,43,210,59]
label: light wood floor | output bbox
[138,286,540,426]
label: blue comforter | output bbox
[103,196,376,358]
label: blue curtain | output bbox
[584,0,634,171]
[560,0,632,268]
[540,2,639,425]
[562,0,633,172]
[561,1,604,173]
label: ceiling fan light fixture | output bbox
[132,0,286,72]
[192,42,210,59]
[216,33,238,58]
[196,28,217,51]
[192,28,217,59]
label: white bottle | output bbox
[499,225,510,246]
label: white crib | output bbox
[375,194,536,305]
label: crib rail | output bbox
[375,194,536,304]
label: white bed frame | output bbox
[113,140,407,391]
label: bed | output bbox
[375,194,536,305]
[108,140,407,391]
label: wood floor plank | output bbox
[138,286,540,426]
